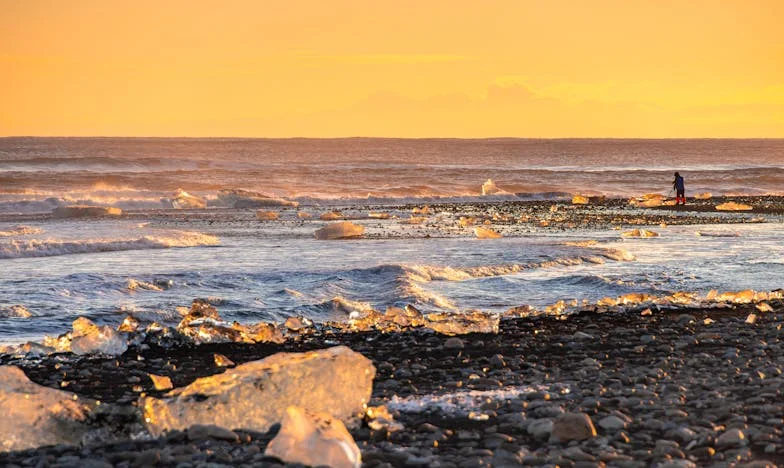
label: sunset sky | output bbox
[2,0,782,137]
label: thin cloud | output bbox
[294,53,470,65]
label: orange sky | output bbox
[1,0,782,137]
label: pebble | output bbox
[443,337,465,350]
[3,294,783,467]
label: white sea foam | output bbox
[400,247,634,285]
[0,226,43,237]
[330,296,375,315]
[0,231,219,259]
[399,281,458,310]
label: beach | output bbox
[1,138,784,466]
[1,295,782,467]
[1,193,783,466]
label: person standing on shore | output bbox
[673,172,685,205]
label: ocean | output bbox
[1,137,783,344]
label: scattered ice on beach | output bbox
[425,310,500,335]
[175,299,285,345]
[70,317,128,356]
[314,222,364,240]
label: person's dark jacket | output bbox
[674,175,684,191]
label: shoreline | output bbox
[2,301,783,466]
[2,194,784,223]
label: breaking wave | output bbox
[0,232,219,259]
[300,245,637,313]
[400,247,634,283]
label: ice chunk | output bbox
[167,189,206,209]
[70,317,128,356]
[52,205,122,218]
[127,278,163,291]
[148,374,174,391]
[716,202,753,211]
[621,229,659,238]
[425,310,500,335]
[0,304,32,318]
[716,289,756,304]
[320,211,344,220]
[256,210,279,221]
[0,366,100,451]
[265,406,361,468]
[481,179,502,195]
[118,315,140,333]
[176,299,284,344]
[217,189,298,208]
[571,195,589,205]
[474,226,502,239]
[142,346,375,435]
[315,222,364,240]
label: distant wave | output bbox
[0,231,219,259]
[0,225,43,237]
